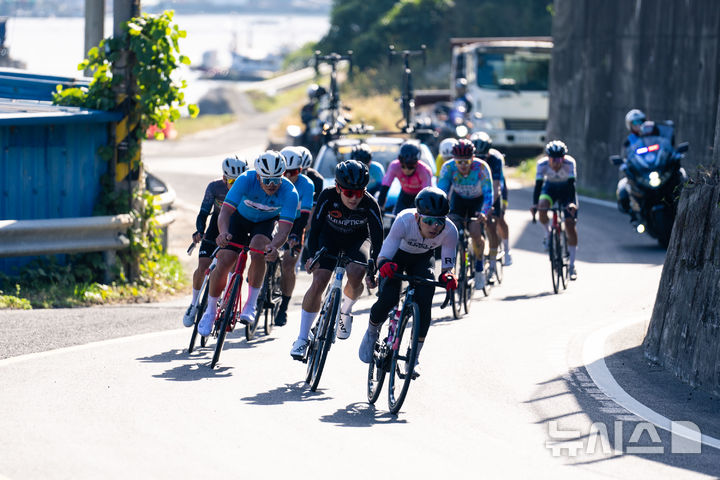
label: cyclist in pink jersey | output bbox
[376,143,433,214]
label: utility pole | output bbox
[83,0,104,77]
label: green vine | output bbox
[52,10,198,282]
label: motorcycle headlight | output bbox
[648,171,661,188]
[455,125,469,138]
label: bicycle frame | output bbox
[388,44,426,133]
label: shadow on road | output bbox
[319,402,408,427]
[241,381,331,405]
[500,292,555,302]
[152,362,234,381]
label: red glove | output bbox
[440,272,457,291]
[379,262,398,279]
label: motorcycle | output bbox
[609,133,688,248]
[432,99,473,140]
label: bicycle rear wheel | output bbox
[495,245,504,285]
[463,250,476,314]
[306,288,340,391]
[388,302,420,415]
[188,284,209,353]
[451,246,464,319]
[367,323,390,404]
[211,279,239,368]
[549,229,560,294]
[559,231,569,289]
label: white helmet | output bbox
[439,137,459,160]
[254,150,286,178]
[296,146,313,169]
[625,109,646,131]
[222,155,248,179]
[280,146,304,170]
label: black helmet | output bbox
[398,143,420,165]
[335,160,369,190]
[545,140,567,158]
[452,138,475,159]
[415,187,450,217]
[351,143,372,165]
[470,131,492,155]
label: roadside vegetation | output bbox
[174,113,236,137]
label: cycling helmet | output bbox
[415,186,450,217]
[335,160,369,190]
[280,146,304,171]
[398,143,421,165]
[455,77,468,90]
[439,138,458,160]
[351,143,373,165]
[625,109,646,131]
[254,150,286,177]
[545,140,568,158]
[307,83,320,99]
[222,155,248,179]
[296,146,313,169]
[470,131,492,155]
[451,138,475,159]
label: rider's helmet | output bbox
[335,160,369,190]
[470,131,492,156]
[415,186,450,217]
[280,146,304,171]
[455,77,468,95]
[351,143,373,166]
[625,109,646,132]
[307,83,320,99]
[296,146,313,169]
[451,138,475,159]
[439,138,458,160]
[398,143,421,165]
[545,140,568,158]
[222,156,248,179]
[254,150,286,178]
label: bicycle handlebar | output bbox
[308,246,376,274]
[226,242,266,255]
[187,242,197,255]
[392,273,452,310]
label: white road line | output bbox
[583,318,720,451]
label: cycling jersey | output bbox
[533,155,578,209]
[381,159,433,195]
[224,170,298,224]
[481,148,505,182]
[379,209,458,271]
[196,179,228,234]
[307,187,383,261]
[437,158,494,216]
[303,167,325,203]
[293,173,315,217]
[368,161,385,192]
[535,155,576,184]
[435,153,449,178]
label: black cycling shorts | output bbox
[199,215,219,258]
[314,231,370,271]
[449,194,484,220]
[224,212,277,253]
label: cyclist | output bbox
[377,142,433,214]
[358,187,458,377]
[435,137,458,178]
[182,156,248,327]
[471,131,513,281]
[437,138,493,290]
[197,151,299,336]
[272,147,316,327]
[290,160,383,360]
[530,140,579,280]
[297,146,324,204]
[351,143,384,197]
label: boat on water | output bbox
[0,17,27,69]
[198,49,283,81]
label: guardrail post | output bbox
[103,250,117,283]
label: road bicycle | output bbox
[304,246,374,391]
[186,242,218,354]
[483,238,505,289]
[248,258,282,341]
[367,273,451,414]
[532,206,570,294]
[208,242,265,368]
[313,51,353,145]
[450,214,483,317]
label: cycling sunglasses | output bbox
[455,158,473,165]
[339,186,365,198]
[420,215,446,227]
[261,177,283,186]
[285,168,301,176]
[631,119,644,126]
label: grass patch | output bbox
[247,82,312,113]
[507,158,537,186]
[0,253,188,309]
[173,114,236,138]
[577,187,616,202]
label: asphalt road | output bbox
[1,112,719,479]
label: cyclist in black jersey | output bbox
[182,156,248,327]
[290,160,384,360]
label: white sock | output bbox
[569,245,577,265]
[243,285,261,314]
[299,309,319,341]
[341,293,357,316]
[416,341,424,364]
[540,223,550,239]
[207,296,219,314]
[191,288,200,304]
[503,238,510,253]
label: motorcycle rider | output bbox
[454,77,473,116]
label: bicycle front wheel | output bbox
[307,288,340,391]
[388,302,420,415]
[451,246,464,319]
[211,279,240,368]
[549,229,560,294]
[367,322,390,404]
[560,231,569,290]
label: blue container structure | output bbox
[0,70,121,274]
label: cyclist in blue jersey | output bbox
[275,146,316,326]
[437,138,494,290]
[531,140,579,280]
[471,131,512,282]
[182,156,248,327]
[197,151,299,336]
[351,143,384,197]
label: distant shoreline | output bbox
[2,8,330,18]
